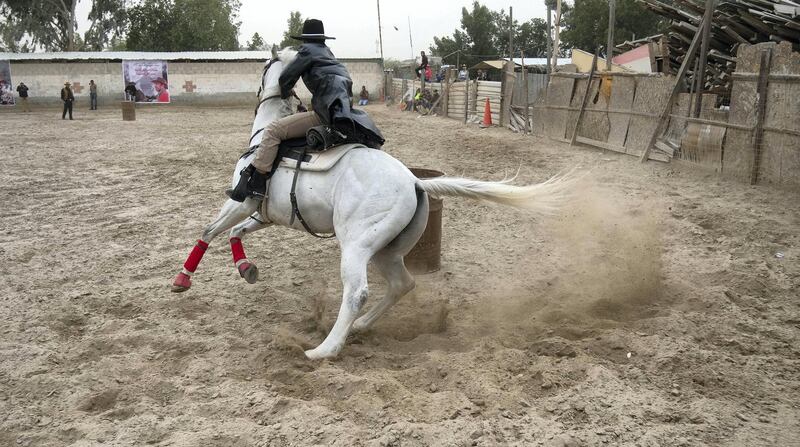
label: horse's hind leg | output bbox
[228,214,270,284]
[351,251,415,333]
[304,246,371,360]
[352,191,429,333]
[171,198,259,292]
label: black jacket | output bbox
[279,42,384,146]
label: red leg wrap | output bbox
[183,239,209,273]
[230,237,247,264]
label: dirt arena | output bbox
[1,104,798,447]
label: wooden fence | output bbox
[389,43,799,188]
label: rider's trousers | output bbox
[252,111,322,173]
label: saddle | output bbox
[274,137,366,172]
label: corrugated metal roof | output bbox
[0,51,383,62]
[0,51,272,61]
[506,57,572,66]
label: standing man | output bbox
[89,79,98,110]
[61,81,74,120]
[16,82,30,112]
[415,51,428,79]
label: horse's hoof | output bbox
[305,344,341,360]
[238,262,259,284]
[351,320,369,334]
[171,272,192,292]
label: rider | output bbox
[229,18,385,202]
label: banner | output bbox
[122,60,170,103]
[0,61,14,106]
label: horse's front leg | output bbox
[171,198,260,292]
[228,213,270,284]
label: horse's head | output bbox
[257,45,298,104]
[250,45,300,146]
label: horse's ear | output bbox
[271,44,278,59]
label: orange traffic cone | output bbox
[479,97,492,128]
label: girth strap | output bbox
[289,147,336,239]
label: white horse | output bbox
[172,47,579,360]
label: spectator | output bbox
[358,86,369,106]
[458,65,468,81]
[16,82,30,112]
[435,68,445,82]
[424,65,432,82]
[415,51,428,79]
[89,80,97,110]
[61,81,74,120]
[125,82,137,101]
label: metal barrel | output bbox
[405,168,444,274]
[121,101,136,121]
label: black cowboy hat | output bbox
[291,18,336,40]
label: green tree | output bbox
[246,32,266,50]
[517,18,549,58]
[278,11,303,49]
[83,0,127,50]
[0,0,80,51]
[125,0,176,51]
[561,0,664,54]
[431,1,552,66]
[126,0,241,51]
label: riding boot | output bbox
[227,164,269,202]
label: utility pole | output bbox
[377,0,385,100]
[407,16,414,60]
[607,0,616,71]
[552,0,562,71]
[508,6,514,58]
[377,0,384,62]
[546,3,552,80]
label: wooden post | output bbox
[501,61,514,127]
[639,15,707,162]
[607,0,616,71]
[570,48,599,146]
[686,58,698,116]
[693,0,717,117]
[441,68,451,116]
[411,77,417,113]
[750,48,772,185]
[522,50,530,133]
[463,72,469,124]
[471,78,478,122]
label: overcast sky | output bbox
[75,0,549,59]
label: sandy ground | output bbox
[0,104,798,447]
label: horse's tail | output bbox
[415,169,581,216]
